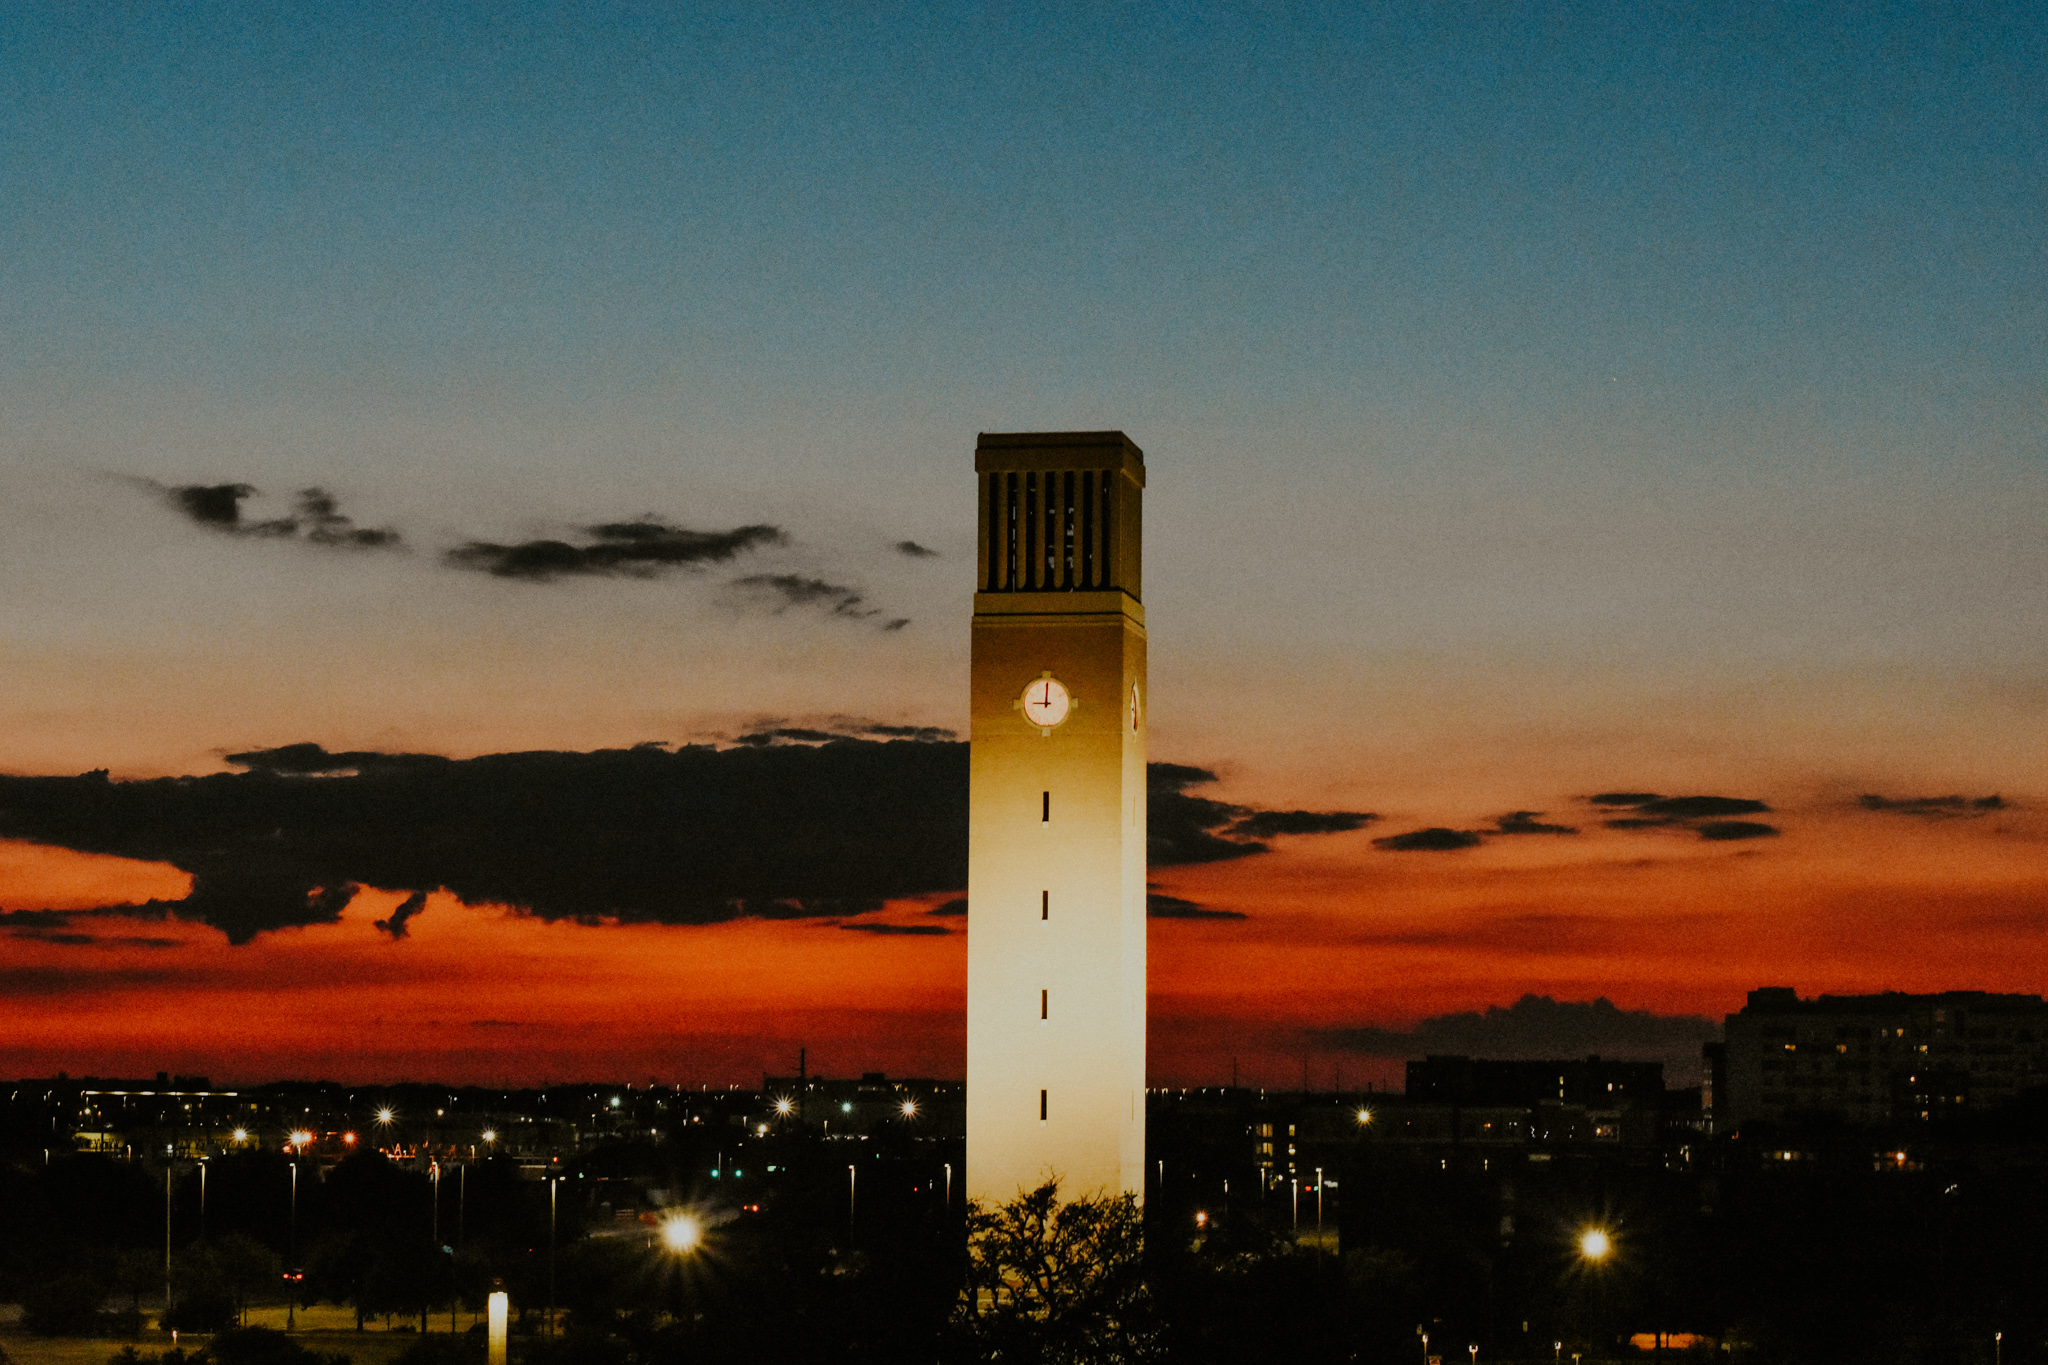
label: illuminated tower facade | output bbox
[966,431,1147,1205]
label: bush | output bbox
[193,1327,350,1365]
[21,1273,109,1335]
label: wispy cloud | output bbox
[1858,793,2006,818]
[448,518,783,580]
[146,481,402,549]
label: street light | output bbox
[1578,1228,1612,1262]
[660,1215,702,1254]
[774,1097,794,1118]
[546,1177,559,1337]
[899,1098,918,1119]
[1469,1347,1478,1365]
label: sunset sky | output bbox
[3,1,2043,1090]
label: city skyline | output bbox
[2,2,2043,1089]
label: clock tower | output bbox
[966,431,1147,1205]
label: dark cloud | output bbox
[1146,893,1246,921]
[928,898,968,918]
[735,720,958,747]
[171,482,254,526]
[1591,792,1778,841]
[1373,827,1484,852]
[1603,795,1771,818]
[8,928,182,948]
[224,743,451,776]
[294,488,403,548]
[1641,795,1770,818]
[0,965,188,995]
[155,482,401,549]
[1697,820,1780,841]
[1320,994,1719,1068]
[860,724,957,742]
[1492,811,1578,836]
[446,518,782,580]
[1858,793,2006,818]
[734,728,845,747]
[1227,810,1376,839]
[894,541,939,558]
[373,891,429,940]
[731,573,885,622]
[836,922,952,936]
[1148,767,1363,866]
[0,741,1345,943]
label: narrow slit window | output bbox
[1042,791,1050,823]
[1040,989,1048,1020]
[1039,1089,1048,1122]
[1041,890,1049,920]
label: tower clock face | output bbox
[1020,676,1072,728]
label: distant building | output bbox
[1404,1054,1665,1109]
[1720,987,2048,1129]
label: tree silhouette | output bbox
[949,1181,1160,1365]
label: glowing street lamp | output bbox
[1578,1228,1612,1262]
[899,1098,919,1120]
[1355,1107,1374,1127]
[773,1097,795,1118]
[660,1215,702,1254]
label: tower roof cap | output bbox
[976,430,1144,481]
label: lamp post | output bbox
[847,1164,857,1245]
[286,1160,299,1331]
[943,1162,952,1206]
[164,1164,174,1323]
[1315,1167,1324,1232]
[546,1177,558,1337]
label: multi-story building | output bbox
[1720,987,2048,1129]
